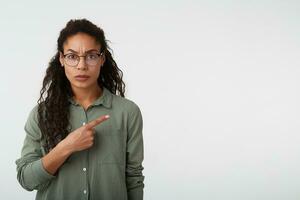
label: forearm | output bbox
[126,164,145,200]
[16,143,73,191]
[41,141,73,175]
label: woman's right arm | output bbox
[15,105,109,191]
[15,105,56,191]
[42,114,109,175]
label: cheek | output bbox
[64,68,74,82]
[91,67,101,79]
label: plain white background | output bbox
[1,0,300,199]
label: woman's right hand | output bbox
[59,114,110,153]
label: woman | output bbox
[15,18,145,200]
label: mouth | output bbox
[75,75,90,81]
[75,75,90,78]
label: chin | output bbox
[71,81,92,89]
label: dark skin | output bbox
[59,32,105,110]
[42,33,109,175]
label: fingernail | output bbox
[105,115,110,118]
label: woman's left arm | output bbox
[126,103,145,200]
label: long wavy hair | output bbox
[37,19,125,153]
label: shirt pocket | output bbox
[97,128,126,165]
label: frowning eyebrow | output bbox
[65,49,100,53]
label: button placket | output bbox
[81,108,89,198]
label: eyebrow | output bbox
[65,49,100,53]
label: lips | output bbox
[75,75,90,78]
[75,75,90,82]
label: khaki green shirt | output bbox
[15,87,145,200]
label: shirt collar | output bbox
[68,86,112,108]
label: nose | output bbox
[77,57,87,70]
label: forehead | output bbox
[63,32,101,52]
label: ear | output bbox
[59,51,64,67]
[101,53,106,66]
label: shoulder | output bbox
[24,104,42,140]
[111,93,142,116]
[26,104,39,123]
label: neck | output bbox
[71,84,103,104]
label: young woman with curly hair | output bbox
[15,18,145,200]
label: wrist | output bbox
[57,139,74,157]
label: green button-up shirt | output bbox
[15,87,145,200]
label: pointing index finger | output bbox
[85,115,110,130]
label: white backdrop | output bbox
[1,0,300,199]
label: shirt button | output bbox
[83,189,87,194]
[83,167,86,172]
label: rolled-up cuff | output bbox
[31,158,56,182]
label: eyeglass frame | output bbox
[61,51,104,67]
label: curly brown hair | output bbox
[37,19,125,153]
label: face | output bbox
[59,32,105,91]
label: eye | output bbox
[65,54,77,60]
[87,53,98,59]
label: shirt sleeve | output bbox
[126,102,145,200]
[15,105,56,191]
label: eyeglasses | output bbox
[63,52,103,67]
